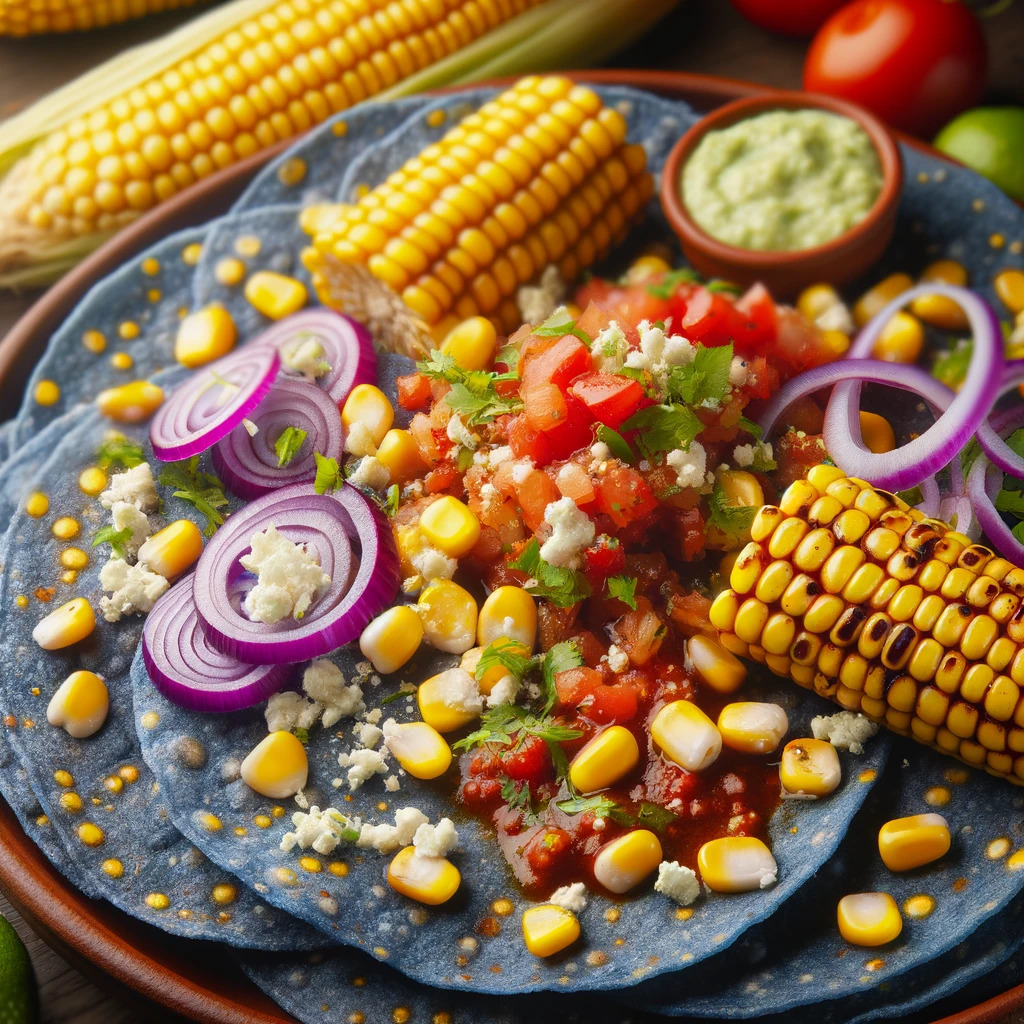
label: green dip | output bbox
[681,109,883,252]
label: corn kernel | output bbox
[417,669,481,733]
[376,429,426,485]
[342,384,394,447]
[416,580,477,654]
[687,634,747,694]
[837,892,902,946]
[521,904,580,957]
[137,519,203,579]
[995,269,1024,314]
[780,738,841,797]
[910,260,969,329]
[359,605,424,674]
[871,311,924,364]
[46,671,109,739]
[240,732,308,799]
[859,412,896,454]
[877,813,950,872]
[651,700,722,772]
[440,316,497,370]
[384,721,452,779]
[244,271,308,319]
[174,306,237,368]
[25,492,49,517]
[698,836,778,893]
[419,496,481,558]
[96,380,164,423]
[592,830,662,893]
[854,273,914,326]
[717,702,789,754]
[569,725,639,794]
[77,467,107,496]
[34,379,60,406]
[797,283,844,322]
[478,585,537,649]
[32,597,95,650]
[387,845,460,905]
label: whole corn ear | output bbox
[0,0,678,289]
[0,0,201,37]
[301,74,654,354]
[709,464,1024,785]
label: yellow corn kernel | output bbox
[780,738,841,797]
[995,269,1024,315]
[96,380,164,423]
[623,253,672,284]
[717,702,789,754]
[32,597,95,650]
[417,669,481,734]
[780,480,819,517]
[877,813,950,871]
[384,721,452,779]
[440,316,497,370]
[478,585,537,649]
[687,634,747,694]
[174,306,237,368]
[387,845,460,906]
[837,892,902,947]
[592,829,662,894]
[709,590,740,633]
[244,271,308,320]
[807,464,847,492]
[239,732,308,799]
[34,379,60,406]
[698,836,778,893]
[25,491,49,517]
[822,329,851,357]
[854,273,914,326]
[754,560,794,604]
[859,412,896,454]
[359,605,424,674]
[137,519,202,579]
[769,518,809,559]
[376,429,426,485]
[734,598,770,644]
[651,700,722,772]
[910,260,969,329]
[871,311,924,364]
[419,496,481,558]
[461,639,531,696]
[417,580,478,654]
[342,384,394,448]
[569,725,640,794]
[46,670,109,739]
[78,467,107,496]
[521,904,580,957]
[797,283,844,322]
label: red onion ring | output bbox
[211,376,345,499]
[193,483,400,664]
[977,361,1024,480]
[150,347,280,461]
[822,284,1003,490]
[967,455,1024,564]
[246,308,377,407]
[143,577,292,712]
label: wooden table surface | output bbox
[1,2,1023,1021]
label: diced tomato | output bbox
[640,753,701,808]
[396,372,432,410]
[522,379,568,432]
[500,735,552,786]
[582,535,626,585]
[732,283,778,357]
[675,287,745,347]
[670,506,707,561]
[460,777,503,811]
[775,305,831,372]
[554,666,604,707]
[554,462,595,504]
[538,602,581,648]
[665,583,714,636]
[587,683,638,724]
[424,464,461,494]
[594,466,658,528]
[612,597,667,666]
[574,282,672,331]
[570,629,607,668]
[521,335,592,390]
[505,414,552,465]
[540,393,594,461]
[513,468,560,532]
[774,431,829,488]
[742,356,780,401]
[523,825,572,875]
[569,372,648,429]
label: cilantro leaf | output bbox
[501,776,537,819]
[476,638,537,683]
[531,308,592,344]
[510,540,591,609]
[293,727,310,745]
[622,403,704,460]
[895,485,924,507]
[706,279,741,294]
[995,488,1024,519]
[636,801,677,832]
[417,349,522,426]
[645,267,697,299]
[495,343,520,372]
[606,575,638,610]
[95,436,144,470]
[92,524,133,560]
[667,342,733,408]
[313,452,343,494]
[596,424,634,464]
[456,446,475,472]
[737,415,763,441]
[384,484,400,518]
[933,340,972,390]
[157,457,228,537]
[274,426,307,467]
[706,478,757,535]
[541,639,583,715]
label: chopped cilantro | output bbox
[706,279,741,294]
[895,485,924,507]
[667,342,733,408]
[540,639,583,714]
[747,445,777,473]
[622,403,704,460]
[92,524,133,559]
[933,340,972,390]
[737,415,763,440]
[456,446,475,472]
[706,479,758,535]
[555,793,634,826]
[495,343,521,372]
[380,687,411,705]
[453,702,582,754]
[293,727,310,745]
[312,452,343,494]
[157,457,228,537]
[531,309,592,344]
[95,436,144,470]
[510,540,591,609]
[636,801,677,832]
[645,267,697,299]
[616,365,660,399]
[995,488,1024,519]
[274,426,307,467]
[384,484,400,518]
[606,575,638,610]
[417,348,523,425]
[596,424,634,463]
[476,637,537,683]
[501,776,538,822]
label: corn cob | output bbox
[0,0,200,37]
[0,0,678,288]
[709,464,1024,785]
[301,74,653,352]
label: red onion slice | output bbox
[246,308,377,407]
[193,482,400,664]
[142,577,292,712]
[150,347,280,461]
[977,361,1024,480]
[967,456,1024,564]
[211,376,345,499]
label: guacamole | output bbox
[682,109,883,252]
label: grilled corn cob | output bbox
[0,0,677,288]
[710,465,1024,785]
[0,0,199,37]
[301,74,653,353]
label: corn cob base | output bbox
[710,464,1024,785]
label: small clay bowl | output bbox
[660,91,903,298]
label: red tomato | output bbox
[506,414,553,466]
[582,536,627,585]
[804,0,987,137]
[587,683,639,724]
[731,0,847,35]
[554,666,605,707]
[569,373,648,429]
[674,287,745,347]
[521,335,592,390]
[396,373,432,410]
[574,281,671,330]
[500,735,552,785]
[594,466,658,528]
[540,393,595,461]
[732,283,777,357]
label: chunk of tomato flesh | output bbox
[587,683,638,724]
[521,335,592,390]
[396,373,432,410]
[554,666,604,708]
[569,373,647,429]
[500,735,553,786]
[514,468,561,532]
[541,393,594,461]
[595,466,658,528]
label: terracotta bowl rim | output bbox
[660,88,904,273]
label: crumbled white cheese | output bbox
[384,774,400,793]
[365,707,383,725]
[348,455,390,491]
[666,442,707,490]
[446,414,478,451]
[815,301,854,335]
[99,462,158,512]
[412,817,459,858]
[605,644,629,674]
[539,497,594,569]
[729,356,749,387]
[357,722,383,749]
[549,881,588,912]
[590,441,611,463]
[303,660,364,727]
[242,418,259,437]
[811,711,879,754]
[517,265,566,325]
[356,806,428,853]
[408,537,457,584]
[732,441,773,469]
[281,337,331,380]
[280,805,352,855]
[590,321,629,373]
[478,482,503,515]
[111,501,151,557]
[431,667,484,715]
[265,691,321,733]
[241,525,331,624]
[474,445,513,471]
[485,673,519,708]
[510,458,534,485]
[654,861,701,905]
[98,558,168,622]
[344,422,378,457]
[343,747,389,791]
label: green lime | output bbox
[934,106,1024,202]
[0,914,38,1024]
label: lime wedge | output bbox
[0,914,38,1024]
